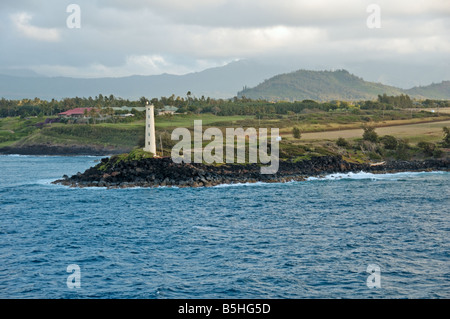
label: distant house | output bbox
[58,108,99,118]
[111,106,146,112]
[120,113,135,117]
[158,105,178,115]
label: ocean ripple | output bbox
[0,156,449,298]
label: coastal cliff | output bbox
[52,156,450,188]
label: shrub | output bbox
[336,137,349,147]
[394,139,410,160]
[127,148,155,161]
[417,141,436,156]
[358,140,378,153]
[368,151,382,160]
[380,135,398,150]
[292,127,301,139]
[433,148,443,158]
[443,127,450,147]
[362,125,378,143]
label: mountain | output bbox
[1,62,449,101]
[0,60,289,100]
[0,68,43,78]
[237,69,405,101]
[237,69,450,101]
[405,81,450,100]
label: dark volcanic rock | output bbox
[52,156,449,188]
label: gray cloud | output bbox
[0,0,448,87]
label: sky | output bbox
[1,0,449,88]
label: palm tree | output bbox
[89,108,98,124]
[186,91,192,107]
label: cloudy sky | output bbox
[1,0,449,88]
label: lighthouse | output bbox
[143,101,157,156]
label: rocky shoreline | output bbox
[52,155,450,188]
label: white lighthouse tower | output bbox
[143,101,157,156]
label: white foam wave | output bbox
[212,181,270,188]
[30,170,448,190]
[192,225,217,231]
[1,154,33,157]
[37,179,58,185]
[306,170,447,181]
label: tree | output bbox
[186,91,192,107]
[292,127,301,139]
[362,125,378,142]
[139,96,147,106]
[443,127,450,147]
[167,94,175,106]
[88,108,98,124]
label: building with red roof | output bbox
[58,108,99,118]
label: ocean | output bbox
[0,155,448,298]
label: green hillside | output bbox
[237,69,450,101]
[405,81,450,100]
[0,118,143,149]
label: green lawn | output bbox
[0,117,42,147]
[1,111,449,153]
[154,114,253,129]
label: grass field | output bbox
[0,117,41,147]
[296,119,450,144]
[1,110,449,152]
[436,107,450,114]
[94,114,254,130]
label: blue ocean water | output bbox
[0,155,448,299]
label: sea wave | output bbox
[37,179,59,185]
[1,154,34,157]
[39,171,449,190]
[212,181,273,188]
[306,170,447,181]
[205,171,449,187]
[1,155,449,299]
